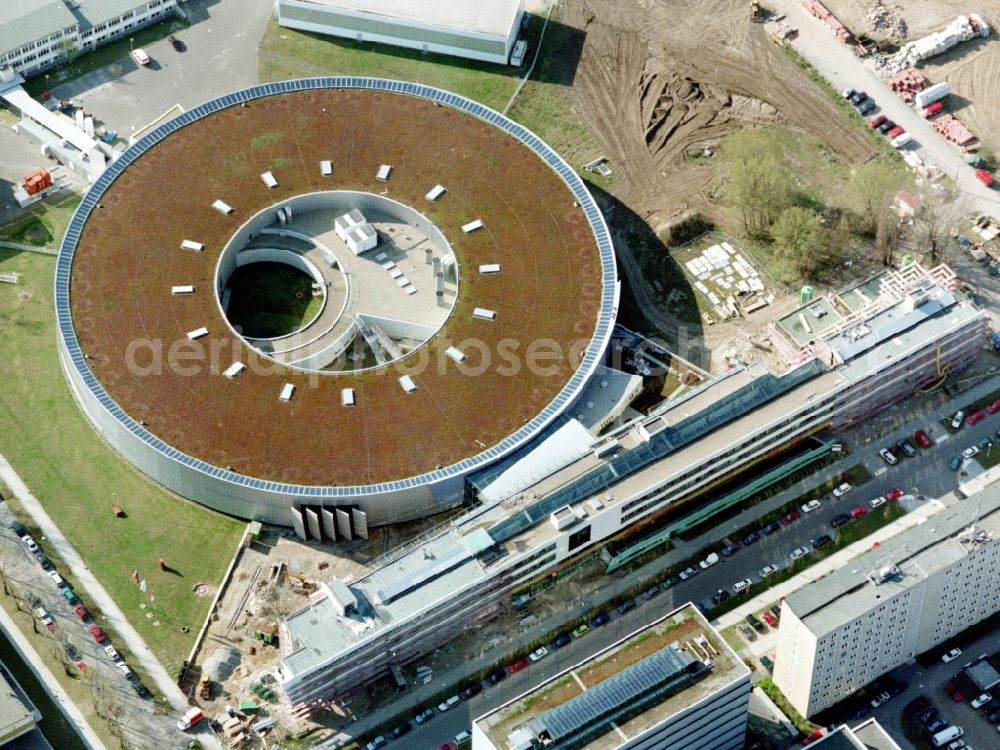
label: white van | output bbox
[891,132,913,149]
[454,730,472,745]
[130,48,150,66]
[932,726,962,747]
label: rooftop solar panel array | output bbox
[54,77,618,500]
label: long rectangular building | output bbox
[472,604,750,750]
[277,265,989,709]
[774,483,1000,717]
[0,0,179,77]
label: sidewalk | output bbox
[0,598,106,750]
[0,453,223,750]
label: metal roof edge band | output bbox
[53,76,618,499]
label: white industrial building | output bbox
[334,209,378,255]
[276,0,525,65]
[774,484,1000,718]
[0,0,178,77]
[472,604,751,750]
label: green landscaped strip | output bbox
[0,194,81,247]
[0,249,242,672]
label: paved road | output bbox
[0,453,223,750]
[770,0,1000,221]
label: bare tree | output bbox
[914,187,961,266]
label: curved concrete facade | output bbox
[55,78,618,529]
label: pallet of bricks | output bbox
[886,68,926,103]
[932,115,977,149]
[801,0,851,42]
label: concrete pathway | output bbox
[0,599,107,750]
[0,453,223,750]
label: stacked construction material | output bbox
[23,168,52,196]
[932,114,977,148]
[800,0,851,42]
[887,15,990,72]
[886,68,927,102]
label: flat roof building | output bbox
[276,266,989,709]
[807,720,902,750]
[774,483,1000,717]
[472,604,750,750]
[276,0,525,65]
[0,662,42,747]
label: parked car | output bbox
[790,546,810,561]
[831,513,851,528]
[886,487,904,501]
[641,586,660,601]
[781,510,801,525]
[897,439,917,458]
[572,623,591,637]
[712,590,730,605]
[414,707,436,723]
[925,718,948,734]
[738,623,756,641]
[886,125,905,139]
[941,648,963,663]
[962,446,980,460]
[732,579,752,594]
[879,447,898,465]
[971,693,992,709]
[104,644,120,661]
[762,521,781,535]
[88,624,106,643]
[699,553,720,569]
[589,612,610,628]
[850,505,868,519]
[857,100,876,115]
[386,721,411,740]
[507,657,529,672]
[459,683,482,699]
[951,410,965,428]
[769,604,781,620]
[877,119,896,134]
[915,430,933,448]
[917,706,938,725]
[9,522,27,538]
[745,613,765,633]
[549,634,571,650]
[966,410,987,425]
[528,647,548,662]
[832,483,852,497]
[849,91,867,105]
[720,543,741,558]
[116,662,133,678]
[801,499,821,513]
[618,598,637,614]
[73,604,88,620]
[978,436,994,451]
[48,570,63,586]
[870,691,891,708]
[34,607,53,627]
[36,555,53,571]
[869,114,887,128]
[950,454,963,471]
[678,567,698,581]
[742,531,761,546]
[811,534,833,549]
[869,496,887,510]
[987,399,1000,414]
[762,610,778,627]
[365,736,387,750]
[437,744,456,750]
[21,536,39,554]
[842,87,856,100]
[759,564,779,578]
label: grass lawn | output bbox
[0,248,243,674]
[23,17,190,98]
[225,261,323,338]
[0,193,82,248]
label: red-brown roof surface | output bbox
[70,89,602,486]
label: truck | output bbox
[891,132,913,149]
[177,707,203,731]
[931,725,962,747]
[975,169,994,188]
[922,101,944,119]
[914,82,951,109]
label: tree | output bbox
[875,204,900,267]
[771,206,827,278]
[850,160,903,237]
[915,188,961,266]
[718,130,795,238]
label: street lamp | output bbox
[129,37,134,52]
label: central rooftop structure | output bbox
[56,78,617,528]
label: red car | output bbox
[850,506,868,519]
[886,487,904,501]
[869,114,887,128]
[73,604,88,620]
[507,657,529,673]
[967,410,987,425]
[886,126,905,139]
[437,745,456,750]
[88,624,106,643]
[944,682,963,702]
[914,430,932,449]
[780,510,801,525]
[762,610,778,627]
[459,682,483,700]
[986,399,1000,414]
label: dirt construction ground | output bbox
[824,0,1000,153]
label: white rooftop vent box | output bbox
[171,285,195,295]
[341,388,355,406]
[479,263,501,274]
[187,327,208,340]
[324,252,338,268]
[399,375,417,392]
[279,383,295,402]
[223,362,245,379]
[376,164,392,181]
[462,219,484,233]
[445,346,466,363]
[260,171,278,188]
[212,199,234,215]
[593,439,620,459]
[180,240,204,252]
[425,184,446,202]
[473,307,497,321]
[549,505,579,531]
[323,579,357,616]
[904,290,930,311]
[320,160,333,176]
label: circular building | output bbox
[56,78,617,532]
